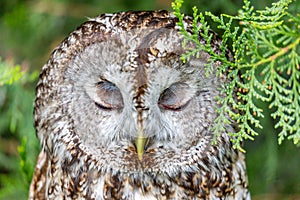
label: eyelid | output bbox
[94,81,124,110]
[158,82,191,111]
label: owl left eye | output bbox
[94,81,124,110]
[158,82,191,111]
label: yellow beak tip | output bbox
[135,136,146,160]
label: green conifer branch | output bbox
[172,0,300,149]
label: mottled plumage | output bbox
[29,11,250,200]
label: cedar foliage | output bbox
[172,0,300,151]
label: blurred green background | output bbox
[0,0,299,199]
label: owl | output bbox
[29,11,250,200]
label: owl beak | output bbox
[135,129,147,160]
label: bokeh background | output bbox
[0,0,299,199]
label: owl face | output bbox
[56,24,220,172]
[36,12,222,171]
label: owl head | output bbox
[34,10,232,174]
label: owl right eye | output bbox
[94,81,124,110]
[158,82,191,111]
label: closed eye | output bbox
[94,81,124,110]
[158,82,191,111]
